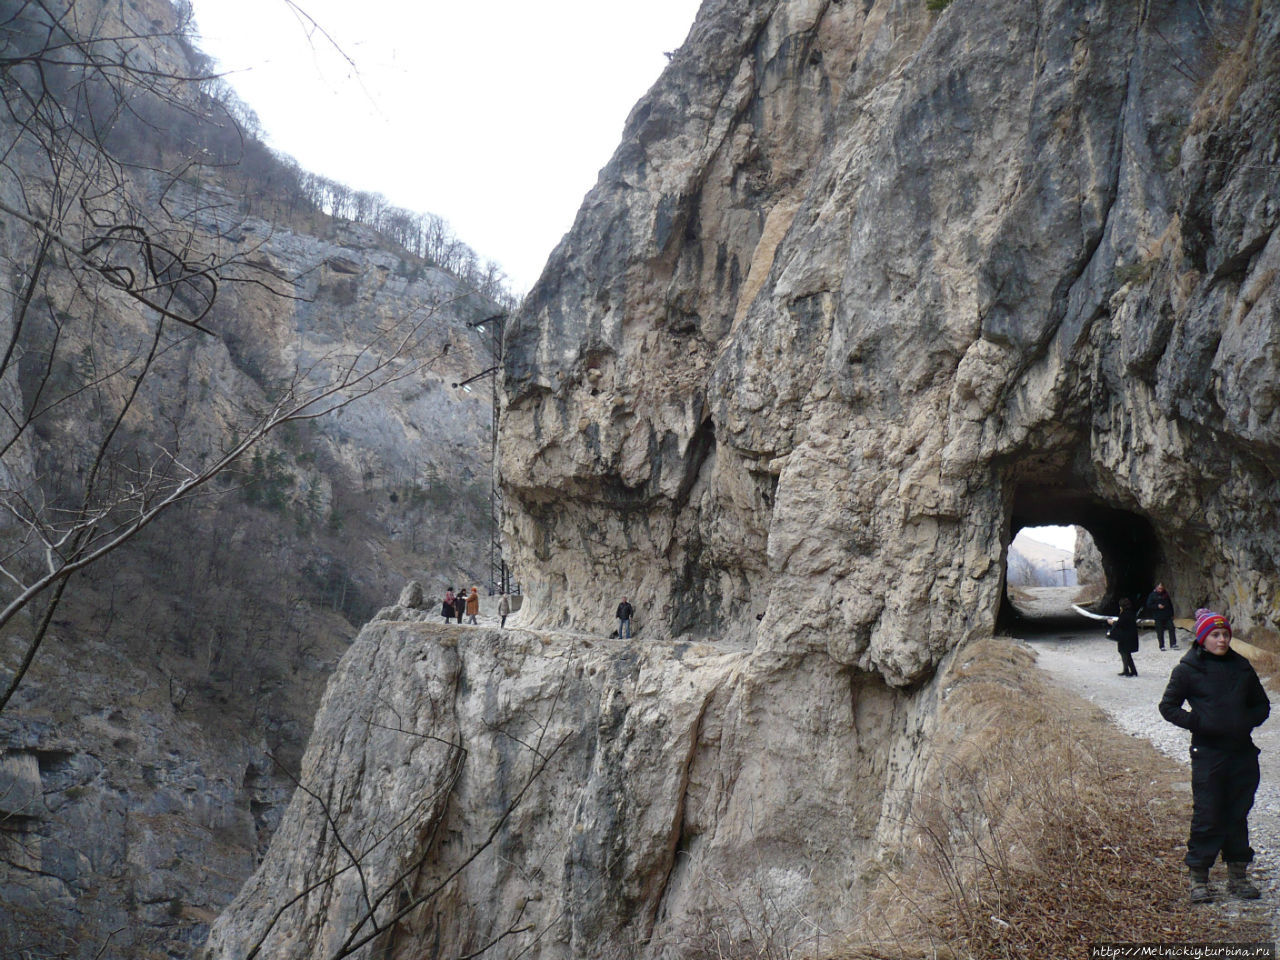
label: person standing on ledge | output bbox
[615,597,634,639]
[1143,582,1178,650]
[466,586,480,625]
[1159,608,1270,903]
[498,593,510,629]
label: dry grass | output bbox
[1187,0,1262,137]
[836,637,1268,960]
[1005,585,1034,605]
[1072,582,1104,607]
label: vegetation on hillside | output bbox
[0,2,502,951]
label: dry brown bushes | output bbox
[841,637,1267,959]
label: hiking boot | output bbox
[1227,862,1261,900]
[1189,867,1212,903]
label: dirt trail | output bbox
[1018,587,1280,931]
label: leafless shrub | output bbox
[674,858,832,960]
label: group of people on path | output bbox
[441,586,480,625]
[1107,585,1271,904]
[436,588,628,634]
[1107,583,1179,678]
[439,587,513,627]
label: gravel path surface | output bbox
[1017,589,1279,932]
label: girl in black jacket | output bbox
[1159,608,1270,902]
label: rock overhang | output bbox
[499,0,1280,684]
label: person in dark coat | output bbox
[454,587,465,623]
[1159,608,1270,903]
[442,589,456,623]
[1143,583,1178,650]
[615,597,634,639]
[1107,596,1140,677]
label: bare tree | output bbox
[0,0,452,712]
[235,684,570,960]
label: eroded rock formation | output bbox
[503,0,1279,681]
[0,3,500,955]
[205,617,927,960]
[209,0,1278,957]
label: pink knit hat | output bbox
[1193,608,1231,646]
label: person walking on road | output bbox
[1159,608,1270,903]
[1107,596,1140,677]
[615,597,634,639]
[1143,583,1178,650]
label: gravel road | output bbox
[1015,587,1279,931]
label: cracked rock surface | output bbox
[502,0,1280,687]
[205,619,932,959]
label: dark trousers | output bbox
[1186,744,1260,868]
[1155,618,1176,648]
[1120,651,1137,675]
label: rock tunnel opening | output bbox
[999,484,1164,631]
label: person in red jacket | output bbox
[1159,608,1270,903]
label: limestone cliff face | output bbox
[0,205,498,958]
[207,1,1279,957]
[0,205,497,957]
[0,3,499,953]
[502,0,1279,680]
[206,618,928,960]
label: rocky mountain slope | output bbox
[0,1,503,956]
[1006,532,1075,588]
[503,0,1279,670]
[207,0,1278,957]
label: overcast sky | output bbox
[186,0,704,294]
[1019,525,1078,552]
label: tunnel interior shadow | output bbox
[999,484,1163,635]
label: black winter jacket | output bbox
[1111,607,1139,653]
[1159,646,1270,751]
[1143,589,1175,621]
[616,602,634,620]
